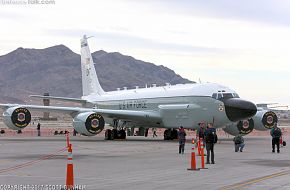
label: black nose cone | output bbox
[222,98,257,122]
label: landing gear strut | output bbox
[164,129,178,140]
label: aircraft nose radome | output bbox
[222,98,257,122]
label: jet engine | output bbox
[3,107,31,130]
[223,118,254,136]
[222,110,278,136]
[73,112,105,136]
[252,110,278,131]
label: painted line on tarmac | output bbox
[223,168,290,190]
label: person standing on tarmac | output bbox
[270,123,282,153]
[73,129,77,136]
[37,123,41,137]
[196,122,206,149]
[152,128,158,138]
[178,126,186,154]
[205,123,218,164]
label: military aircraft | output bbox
[0,35,257,140]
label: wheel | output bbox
[120,129,126,139]
[164,129,171,140]
[171,129,178,140]
[145,128,149,137]
[105,129,111,140]
[116,130,122,139]
[111,129,117,140]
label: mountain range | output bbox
[0,45,193,103]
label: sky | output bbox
[0,0,289,106]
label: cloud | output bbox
[140,0,290,27]
[0,0,289,105]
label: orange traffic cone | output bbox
[65,133,74,190]
[197,138,201,156]
[199,139,208,170]
[188,138,200,171]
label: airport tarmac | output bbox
[0,136,289,190]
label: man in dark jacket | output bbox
[178,126,186,154]
[270,124,281,153]
[205,123,217,164]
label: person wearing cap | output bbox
[178,126,187,154]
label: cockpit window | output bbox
[211,92,240,100]
[222,93,233,99]
[233,93,240,98]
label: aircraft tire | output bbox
[105,129,112,140]
[145,128,149,137]
[111,129,118,140]
[171,129,178,140]
[164,129,171,140]
[120,129,126,139]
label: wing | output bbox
[29,95,87,104]
[0,104,161,122]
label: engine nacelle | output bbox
[223,118,254,136]
[253,110,278,131]
[222,110,278,136]
[73,112,105,136]
[3,107,31,130]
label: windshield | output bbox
[211,92,240,100]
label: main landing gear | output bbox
[164,129,178,140]
[105,119,127,140]
[105,129,126,140]
[104,126,178,141]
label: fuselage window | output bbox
[212,93,217,99]
[217,93,222,99]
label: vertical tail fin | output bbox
[81,35,105,96]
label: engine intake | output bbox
[73,112,105,136]
[3,107,31,130]
[237,118,254,135]
[262,111,278,129]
